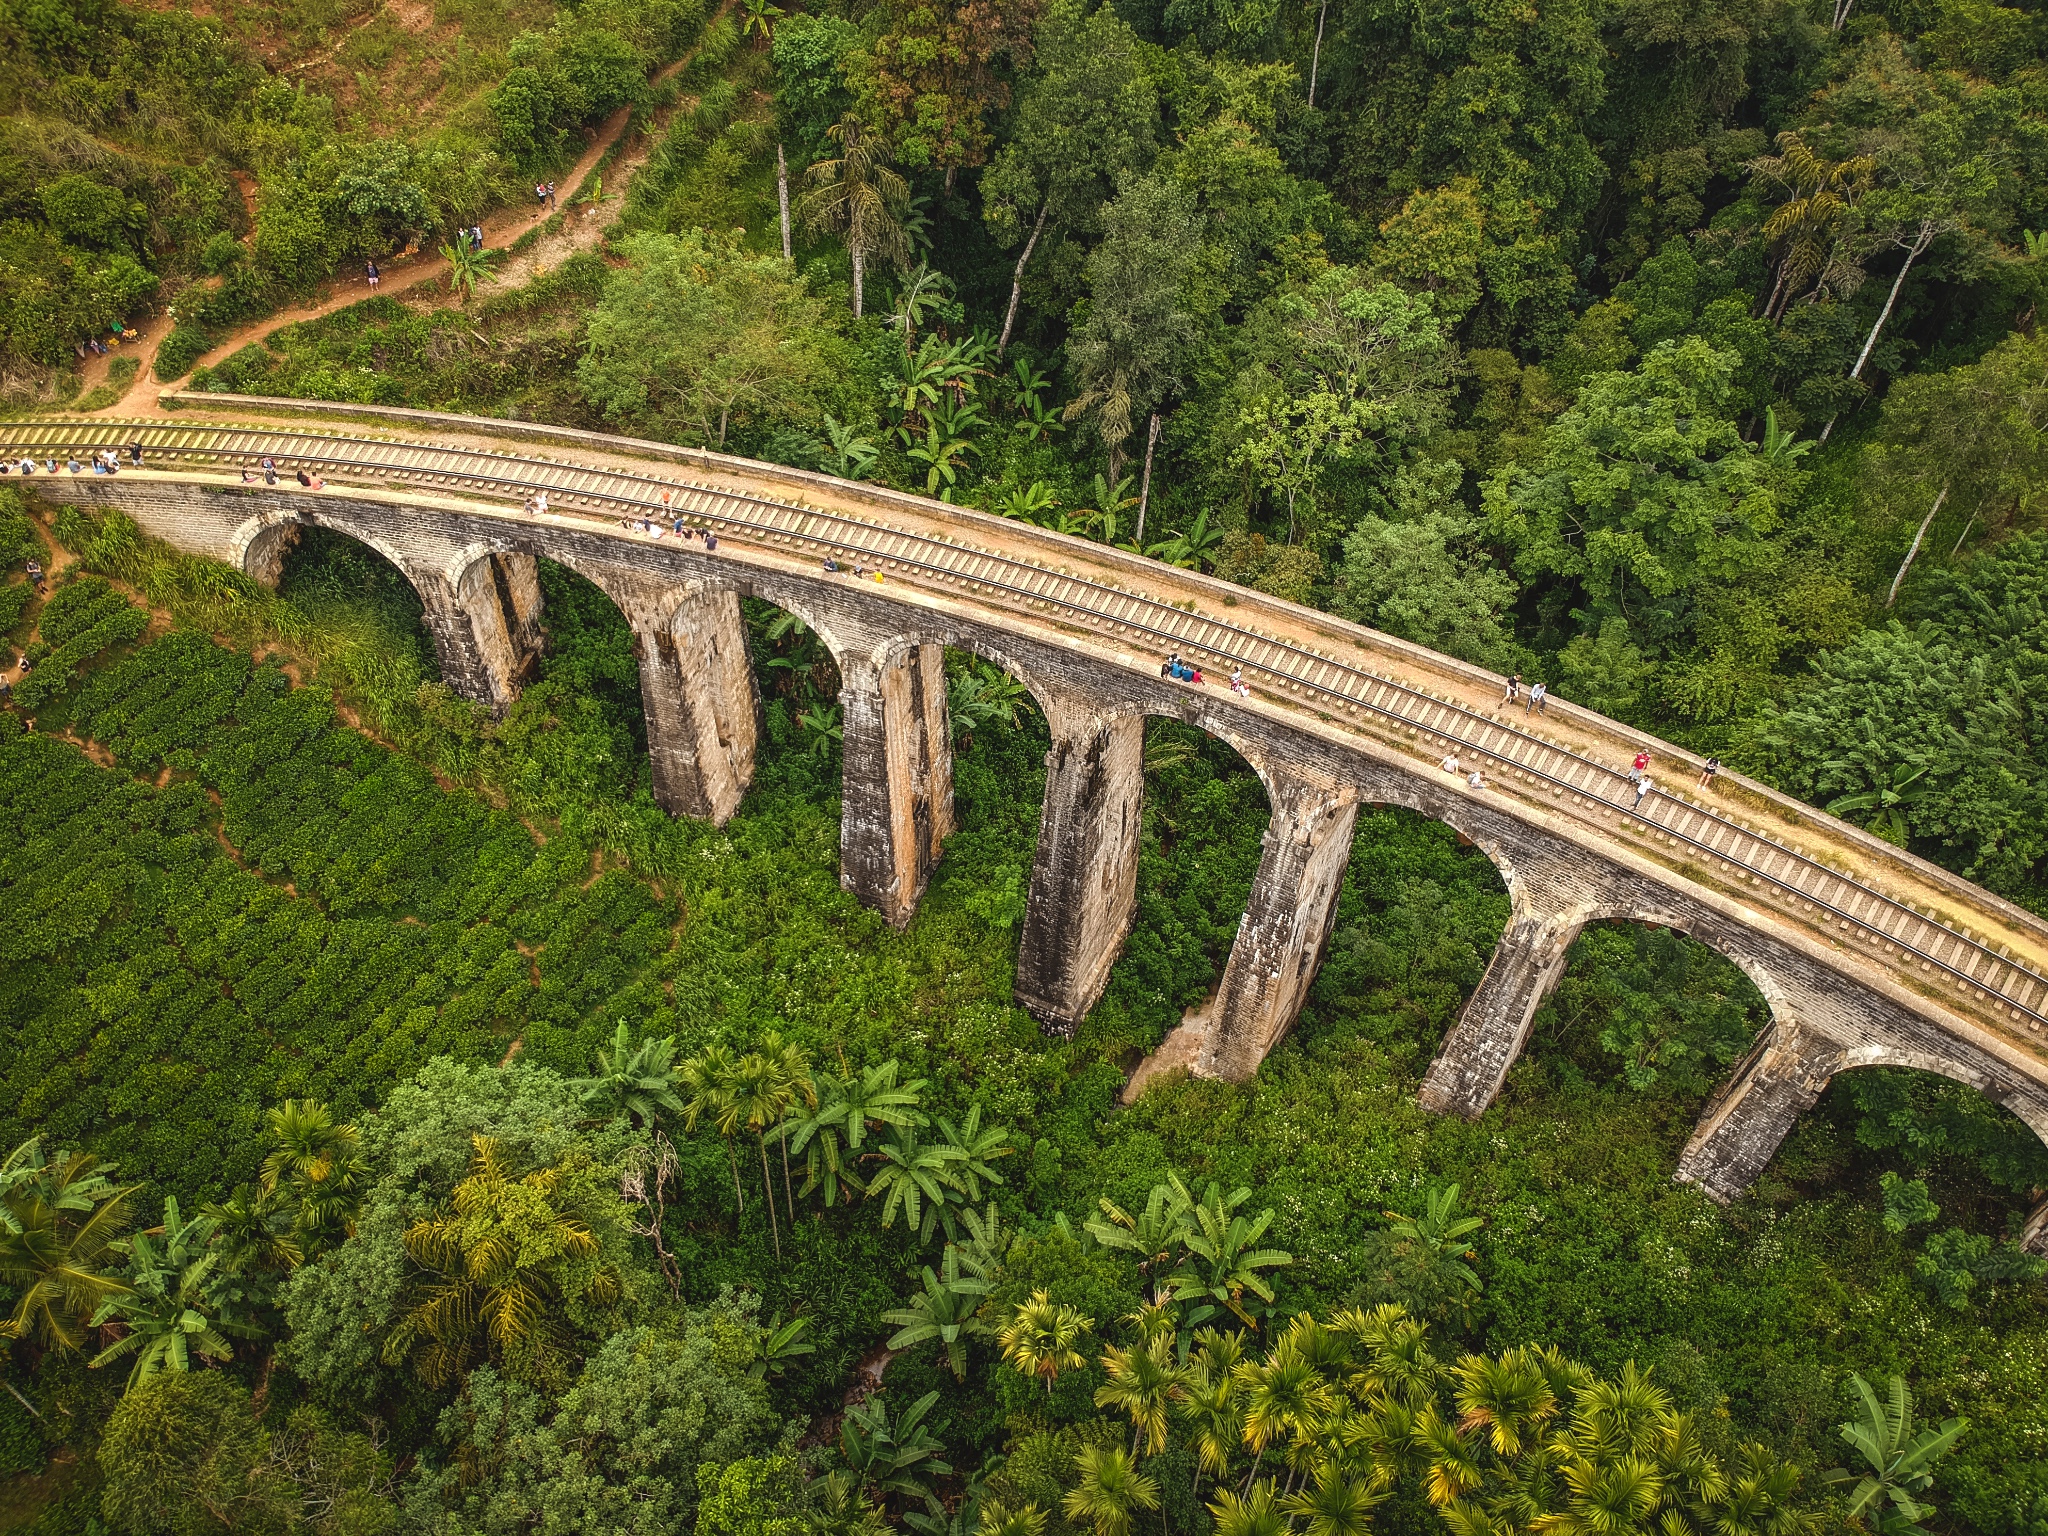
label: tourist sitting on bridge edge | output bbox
[296,469,325,491]
[822,557,840,573]
[1440,753,1461,776]
[1468,769,1486,790]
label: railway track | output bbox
[9,417,2048,1050]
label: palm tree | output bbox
[1236,1347,1335,1488]
[571,1023,685,1127]
[1825,1374,1967,1536]
[1087,1176,1194,1282]
[680,1043,746,1213]
[439,238,500,304]
[759,1031,816,1218]
[732,1050,794,1257]
[382,1136,620,1389]
[1453,1350,1560,1457]
[798,116,910,318]
[1748,130,1876,321]
[1166,1181,1293,1327]
[1358,1183,1482,1328]
[882,1245,992,1380]
[1178,1329,1245,1497]
[1096,1334,1184,1457]
[202,1183,301,1274]
[1065,1445,1160,1536]
[88,1197,235,1390]
[864,1123,965,1243]
[1208,1481,1286,1536]
[998,1289,1093,1396]
[0,1137,136,1351]
[1279,1460,1385,1536]
[976,1501,1048,1536]
[258,1100,367,1254]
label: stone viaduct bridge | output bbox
[9,402,2047,1249]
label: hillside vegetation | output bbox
[4,0,2048,1527]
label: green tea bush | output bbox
[12,576,146,708]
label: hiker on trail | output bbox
[1502,672,1521,705]
[535,182,546,207]
[472,224,485,251]
[1634,775,1654,808]
[365,259,379,290]
[25,559,42,591]
[1698,757,1722,789]
[1527,681,1547,714]
[1629,750,1650,785]
[545,181,557,210]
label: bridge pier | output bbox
[1673,1020,1837,1202]
[1015,698,1145,1032]
[1417,882,1586,1117]
[1205,775,1361,1082]
[439,551,545,712]
[2025,1196,2048,1258]
[634,586,759,824]
[840,641,953,927]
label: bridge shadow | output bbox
[1295,807,1512,1071]
[275,525,439,683]
[1079,718,1274,1057]
[1517,920,1771,1104]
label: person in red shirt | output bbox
[1630,750,1651,786]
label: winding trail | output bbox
[76,22,725,419]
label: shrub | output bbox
[154,324,211,382]
[12,576,146,709]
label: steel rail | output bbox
[10,419,2048,1036]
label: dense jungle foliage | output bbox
[0,478,2045,1536]
[5,0,2048,1525]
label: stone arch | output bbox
[440,540,546,707]
[1571,898,1798,1038]
[1826,1042,2048,1143]
[233,509,418,597]
[543,552,762,826]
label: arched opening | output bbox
[920,646,1051,934]
[742,595,844,800]
[1522,919,1771,1103]
[1079,718,1274,1057]
[273,523,439,683]
[1294,806,1512,1074]
[1804,1062,2048,1269]
[512,556,651,803]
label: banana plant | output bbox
[1825,1374,1967,1536]
[1165,1180,1293,1327]
[881,1246,991,1380]
[89,1198,238,1390]
[906,422,977,498]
